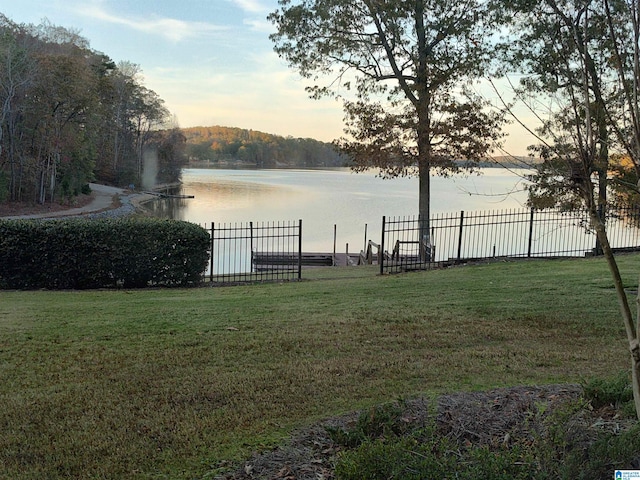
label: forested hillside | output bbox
[0,14,350,208]
[183,126,349,168]
[0,15,185,206]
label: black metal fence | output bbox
[208,220,302,284]
[381,206,640,274]
[204,207,640,282]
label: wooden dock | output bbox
[252,252,334,269]
[251,251,380,269]
[142,191,194,199]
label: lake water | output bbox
[150,167,530,253]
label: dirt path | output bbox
[0,184,152,219]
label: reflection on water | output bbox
[185,178,307,214]
[145,196,189,220]
[150,168,530,252]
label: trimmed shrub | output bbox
[0,218,210,289]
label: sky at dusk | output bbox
[1,0,535,155]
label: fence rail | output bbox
[381,206,640,274]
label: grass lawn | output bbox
[0,255,638,478]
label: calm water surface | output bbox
[153,167,529,252]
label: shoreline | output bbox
[0,183,176,220]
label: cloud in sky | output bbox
[244,18,276,34]
[143,50,345,141]
[74,3,229,42]
[229,0,269,15]
[1,0,536,153]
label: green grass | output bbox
[0,255,638,478]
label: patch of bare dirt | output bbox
[214,384,610,480]
[0,193,94,217]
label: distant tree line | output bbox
[0,15,185,205]
[182,126,349,168]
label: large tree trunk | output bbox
[414,0,431,257]
[416,95,431,258]
[418,158,430,259]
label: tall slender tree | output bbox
[29,47,97,203]
[503,0,640,418]
[0,15,35,201]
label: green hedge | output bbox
[0,218,210,289]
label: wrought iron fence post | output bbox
[380,216,386,275]
[431,226,436,263]
[457,211,465,262]
[250,221,254,273]
[527,208,534,258]
[298,219,303,280]
[250,221,254,253]
[210,223,215,281]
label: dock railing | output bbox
[359,240,383,265]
